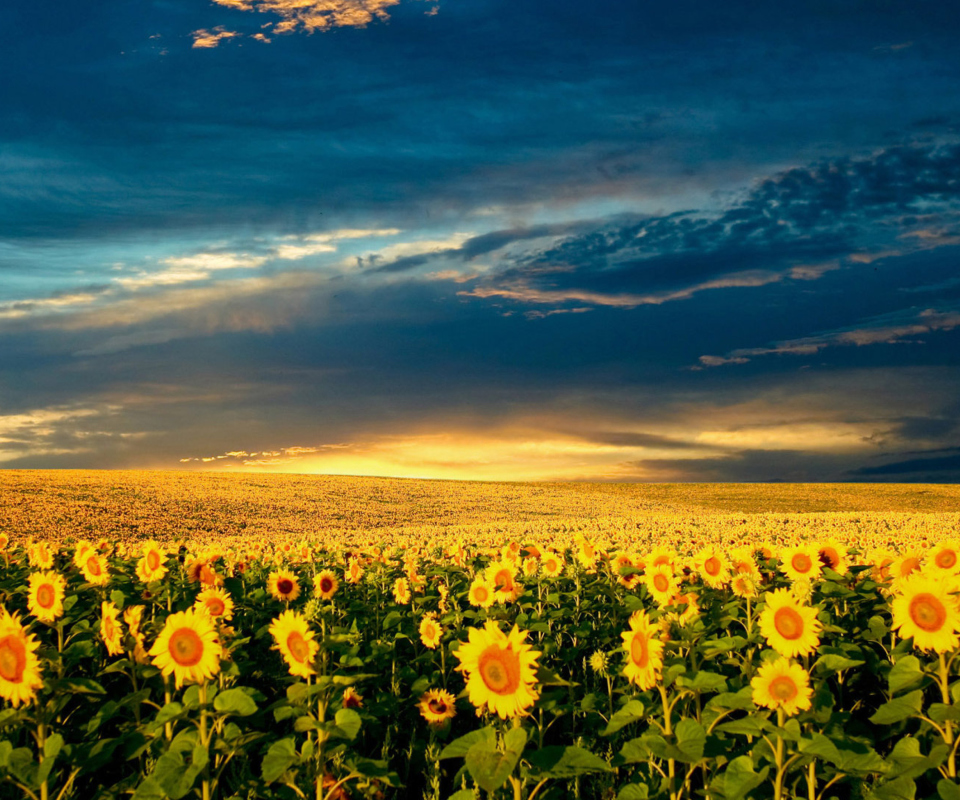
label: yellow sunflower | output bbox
[454,621,541,719]
[891,574,960,653]
[136,541,167,583]
[541,551,565,578]
[194,586,235,621]
[27,571,66,623]
[779,545,823,583]
[644,564,678,606]
[817,540,848,575]
[419,613,442,649]
[468,576,496,609]
[418,688,457,726]
[486,560,522,604]
[81,552,110,586]
[751,658,813,716]
[695,547,730,589]
[926,540,960,575]
[269,610,319,678]
[0,610,43,707]
[345,558,364,584]
[267,570,301,603]
[621,610,664,690]
[758,589,821,658]
[27,542,54,570]
[313,569,339,601]
[100,601,125,657]
[731,573,759,599]
[890,551,924,581]
[393,577,412,605]
[123,605,150,664]
[342,686,363,709]
[149,608,223,688]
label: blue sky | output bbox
[1,0,959,480]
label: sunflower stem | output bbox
[37,721,48,800]
[658,684,677,800]
[773,707,786,800]
[940,652,956,778]
[199,681,212,800]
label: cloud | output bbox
[191,27,242,49]
[206,0,429,37]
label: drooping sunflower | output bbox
[342,687,363,709]
[418,688,457,726]
[393,577,412,605]
[123,605,150,664]
[26,571,66,623]
[345,558,364,584]
[926,540,960,575]
[816,539,848,576]
[644,564,678,606]
[751,658,813,716]
[730,547,760,578]
[27,542,54,570]
[454,621,541,719]
[0,610,43,707]
[779,545,823,583]
[81,552,110,586]
[267,570,301,603]
[467,576,496,609]
[269,610,319,678]
[758,589,822,658]
[149,608,223,688]
[621,610,664,690]
[136,541,167,583]
[891,574,960,653]
[419,613,442,649]
[194,586,235,621]
[313,570,339,601]
[100,601,125,657]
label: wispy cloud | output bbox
[191,27,242,49]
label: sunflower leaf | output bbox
[870,690,924,725]
[261,737,299,784]
[602,700,646,736]
[439,727,496,760]
[214,688,258,717]
[526,745,611,778]
[888,657,925,695]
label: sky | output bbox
[1,0,960,482]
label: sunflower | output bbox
[695,547,730,589]
[575,537,599,570]
[418,688,457,726]
[81,552,110,586]
[194,586,235,621]
[758,589,821,658]
[269,610,319,678]
[345,558,364,584]
[890,551,924,581]
[926,540,960,575]
[647,547,676,571]
[419,613,442,649]
[817,539,848,575]
[522,557,539,578]
[621,610,664,690]
[342,687,363,709]
[751,658,813,716]
[123,605,150,664]
[437,583,450,613]
[779,545,823,583]
[136,541,167,583]
[468,576,496,609]
[455,621,540,719]
[393,577,412,605]
[486,560,522,604]
[891,574,960,653]
[313,570,339,601]
[644,564,678,606]
[150,608,222,688]
[0,610,43,707]
[730,547,760,578]
[541,551,565,578]
[100,601,125,656]
[267,570,301,603]
[27,571,66,623]
[27,542,54,570]
[731,573,759,599]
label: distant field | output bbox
[1,470,958,547]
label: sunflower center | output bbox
[0,635,26,683]
[654,574,670,593]
[36,584,55,609]
[205,599,225,616]
[87,556,102,575]
[545,559,558,572]
[791,554,812,573]
[493,570,513,590]
[474,586,489,602]
[937,550,958,570]
[773,607,804,640]
[910,593,947,632]
[901,557,921,576]
[478,645,522,695]
[705,557,721,576]
[320,578,333,593]
[630,632,649,667]
[169,628,204,666]
[428,698,448,714]
[287,631,310,662]
[147,551,160,570]
[277,578,294,595]
[770,675,798,702]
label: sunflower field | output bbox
[2,527,960,800]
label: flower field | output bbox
[0,475,959,800]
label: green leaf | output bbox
[526,745,611,778]
[707,687,757,711]
[602,700,646,736]
[814,654,865,673]
[382,611,402,630]
[440,727,496,760]
[464,729,525,794]
[7,748,38,789]
[721,755,770,800]
[678,671,728,693]
[333,708,362,741]
[716,717,767,737]
[447,791,477,800]
[213,688,258,717]
[155,702,185,726]
[262,737,299,784]
[799,735,843,767]
[0,741,11,768]
[110,589,126,609]
[938,780,960,800]
[870,690,924,724]
[152,732,207,800]
[131,777,166,800]
[888,657,925,695]
[675,718,706,764]
[870,776,916,800]
[43,733,64,761]
[930,704,960,723]
[618,784,650,800]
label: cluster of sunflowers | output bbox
[0,530,959,800]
